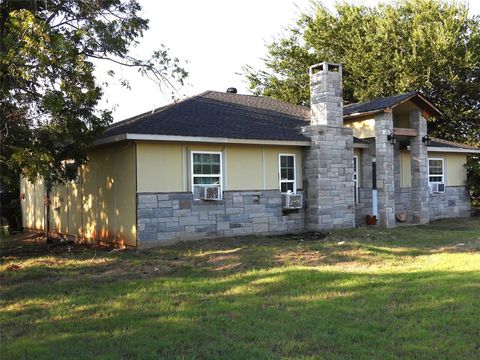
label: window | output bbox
[279,154,296,193]
[428,158,444,184]
[353,156,359,204]
[191,151,222,199]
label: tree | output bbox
[244,0,480,146]
[465,155,480,207]
[0,0,187,239]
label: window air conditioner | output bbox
[282,192,303,209]
[430,183,445,194]
[199,186,221,200]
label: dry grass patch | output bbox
[1,218,479,359]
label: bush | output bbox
[465,155,480,208]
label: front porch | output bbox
[350,101,472,227]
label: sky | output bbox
[96,0,480,122]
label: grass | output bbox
[1,218,479,359]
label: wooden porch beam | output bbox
[393,127,418,137]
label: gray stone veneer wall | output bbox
[303,62,355,230]
[137,190,304,247]
[396,186,470,223]
[303,125,356,230]
[409,111,430,224]
[355,188,373,225]
[428,186,471,220]
[374,111,396,227]
[394,188,414,223]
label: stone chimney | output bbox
[302,61,355,230]
[309,62,343,127]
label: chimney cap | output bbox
[226,87,237,94]
[309,62,342,76]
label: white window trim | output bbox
[190,151,223,199]
[279,153,296,194]
[428,157,445,185]
[353,156,359,204]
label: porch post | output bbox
[409,110,430,224]
[374,110,396,227]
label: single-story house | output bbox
[20,62,480,247]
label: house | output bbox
[20,62,480,247]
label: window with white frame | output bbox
[191,151,222,199]
[428,158,444,184]
[279,154,296,193]
[353,156,359,204]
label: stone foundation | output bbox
[137,190,304,247]
[355,188,373,226]
[428,186,471,220]
[395,186,471,223]
[394,188,414,223]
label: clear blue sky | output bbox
[95,0,480,122]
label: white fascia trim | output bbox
[93,134,128,146]
[427,147,480,154]
[95,133,311,147]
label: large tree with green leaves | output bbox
[244,0,480,146]
[0,0,187,235]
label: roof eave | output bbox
[427,146,480,154]
[343,109,384,119]
[93,133,311,147]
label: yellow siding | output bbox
[82,143,137,246]
[51,184,69,233]
[33,179,45,229]
[136,141,304,192]
[67,181,82,236]
[344,118,375,138]
[427,152,467,186]
[263,146,303,190]
[21,176,46,230]
[112,143,137,246]
[136,142,184,192]
[20,142,137,247]
[227,145,263,190]
[398,151,467,187]
[400,151,412,188]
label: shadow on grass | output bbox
[1,218,479,358]
[2,267,479,359]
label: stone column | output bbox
[374,110,396,227]
[303,125,355,230]
[303,62,355,230]
[409,110,430,224]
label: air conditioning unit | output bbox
[430,183,445,194]
[199,186,221,200]
[282,192,303,209]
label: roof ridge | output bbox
[206,90,310,112]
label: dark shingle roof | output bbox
[100,90,445,144]
[343,92,418,116]
[100,91,310,141]
[343,91,442,117]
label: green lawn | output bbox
[1,218,480,359]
